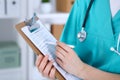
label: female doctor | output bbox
[36,0,120,80]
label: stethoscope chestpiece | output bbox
[77,0,94,42]
[77,28,87,42]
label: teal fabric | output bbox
[60,0,120,74]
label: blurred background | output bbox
[0,0,74,80]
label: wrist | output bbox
[77,63,89,79]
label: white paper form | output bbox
[21,20,80,80]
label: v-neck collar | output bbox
[110,0,120,18]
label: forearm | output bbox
[78,64,120,80]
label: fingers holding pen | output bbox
[56,46,66,59]
[57,41,72,52]
[55,41,69,67]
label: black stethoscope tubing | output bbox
[82,0,94,28]
[77,0,94,42]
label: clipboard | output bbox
[15,14,65,80]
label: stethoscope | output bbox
[77,0,120,55]
[77,0,94,42]
[110,34,120,55]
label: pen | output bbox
[46,42,75,49]
[67,44,75,49]
[46,42,57,46]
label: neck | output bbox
[110,0,120,17]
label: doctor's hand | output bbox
[56,41,86,77]
[36,55,56,80]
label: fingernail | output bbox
[51,60,54,63]
[45,55,49,58]
[55,46,57,49]
[55,58,58,61]
[38,55,42,58]
[56,41,60,44]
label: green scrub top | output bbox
[60,0,120,74]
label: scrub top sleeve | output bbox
[60,0,79,45]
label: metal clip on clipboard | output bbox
[24,13,40,32]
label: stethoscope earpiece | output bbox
[111,33,120,56]
[110,47,120,56]
[110,47,115,51]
